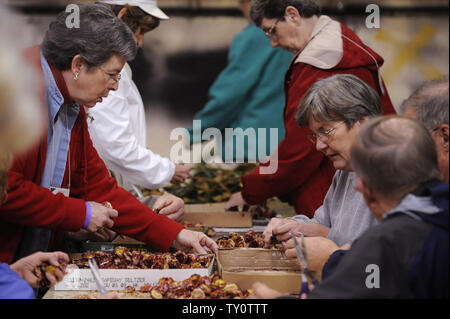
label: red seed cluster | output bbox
[216,230,282,249]
[135,274,252,299]
[71,246,213,269]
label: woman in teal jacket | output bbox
[187,0,293,162]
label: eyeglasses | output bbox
[264,19,280,38]
[431,126,440,133]
[307,122,345,144]
[99,67,121,84]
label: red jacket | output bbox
[0,46,183,263]
[241,18,396,218]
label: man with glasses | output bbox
[225,0,396,218]
[400,78,449,182]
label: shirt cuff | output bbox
[83,202,92,229]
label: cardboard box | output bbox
[54,255,215,291]
[80,236,158,254]
[184,203,252,227]
[111,235,146,245]
[217,248,303,294]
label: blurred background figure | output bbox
[186,0,293,163]
[0,4,69,299]
[87,1,191,213]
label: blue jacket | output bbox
[187,23,294,162]
[314,180,449,299]
[0,263,35,299]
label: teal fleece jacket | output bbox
[187,23,294,162]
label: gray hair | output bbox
[42,3,137,70]
[350,115,442,200]
[296,74,382,129]
[250,0,321,26]
[399,78,449,130]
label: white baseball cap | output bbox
[100,0,169,20]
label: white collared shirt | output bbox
[87,63,175,192]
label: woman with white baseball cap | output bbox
[87,1,192,227]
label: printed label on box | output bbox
[55,259,214,291]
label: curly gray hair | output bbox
[42,3,137,70]
[296,74,382,130]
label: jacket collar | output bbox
[384,180,446,222]
[293,15,343,69]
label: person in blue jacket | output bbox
[186,0,293,163]
[0,252,69,299]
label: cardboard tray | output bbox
[54,254,215,291]
[217,248,303,294]
[81,235,158,253]
[184,203,252,228]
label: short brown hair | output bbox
[110,4,160,32]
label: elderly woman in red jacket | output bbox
[0,3,216,264]
[225,0,396,217]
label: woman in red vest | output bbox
[0,3,216,264]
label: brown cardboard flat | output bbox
[217,248,303,294]
[184,203,252,227]
[111,235,146,245]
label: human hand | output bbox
[66,228,117,242]
[87,201,118,232]
[153,193,185,222]
[10,251,69,288]
[262,217,298,248]
[284,236,340,272]
[172,229,218,254]
[170,163,192,184]
[249,282,287,299]
[272,220,330,243]
[224,192,247,210]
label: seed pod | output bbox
[191,288,206,299]
[150,287,164,299]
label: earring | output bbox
[74,73,79,80]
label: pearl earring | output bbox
[74,73,79,80]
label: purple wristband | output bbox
[83,202,92,229]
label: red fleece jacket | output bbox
[241,22,396,218]
[0,46,183,263]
